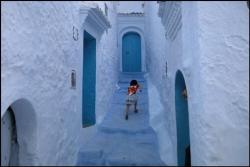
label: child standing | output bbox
[125,80,141,120]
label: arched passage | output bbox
[175,70,191,166]
[122,32,141,72]
[1,98,37,166]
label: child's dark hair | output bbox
[130,80,138,86]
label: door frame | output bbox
[80,23,99,128]
[122,31,142,72]
[78,4,110,128]
[174,70,191,166]
[118,26,146,72]
[82,30,96,127]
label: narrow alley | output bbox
[1,1,249,166]
[77,72,164,165]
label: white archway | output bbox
[118,26,146,72]
[1,98,38,166]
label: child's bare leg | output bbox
[134,101,138,113]
[125,104,129,120]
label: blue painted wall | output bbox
[82,31,96,127]
[122,32,141,72]
[175,70,191,166]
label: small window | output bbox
[105,3,108,17]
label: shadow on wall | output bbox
[1,98,38,166]
[175,70,191,166]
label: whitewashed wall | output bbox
[94,1,119,125]
[148,1,249,166]
[180,2,204,166]
[76,1,119,159]
[195,2,249,165]
[144,1,175,165]
[1,1,119,165]
[117,1,144,13]
[1,2,82,165]
[81,1,119,125]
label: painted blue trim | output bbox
[175,70,191,166]
[122,32,141,72]
[82,31,96,127]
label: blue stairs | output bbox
[76,72,165,166]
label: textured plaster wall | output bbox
[94,1,119,125]
[145,2,200,166]
[196,2,249,165]
[180,2,204,166]
[147,1,249,166]
[1,2,82,165]
[77,1,119,156]
[1,1,119,165]
[144,1,176,165]
[117,1,144,13]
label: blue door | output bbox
[82,31,96,127]
[175,70,191,166]
[122,32,141,72]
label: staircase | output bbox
[76,72,165,166]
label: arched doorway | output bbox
[1,98,37,166]
[122,32,141,72]
[175,70,191,166]
[1,107,19,166]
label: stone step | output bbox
[119,72,147,76]
[118,78,146,82]
[76,129,164,166]
[98,125,152,135]
[76,149,104,165]
[75,72,165,166]
[105,150,165,166]
[118,73,146,82]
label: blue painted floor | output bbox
[76,72,165,166]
